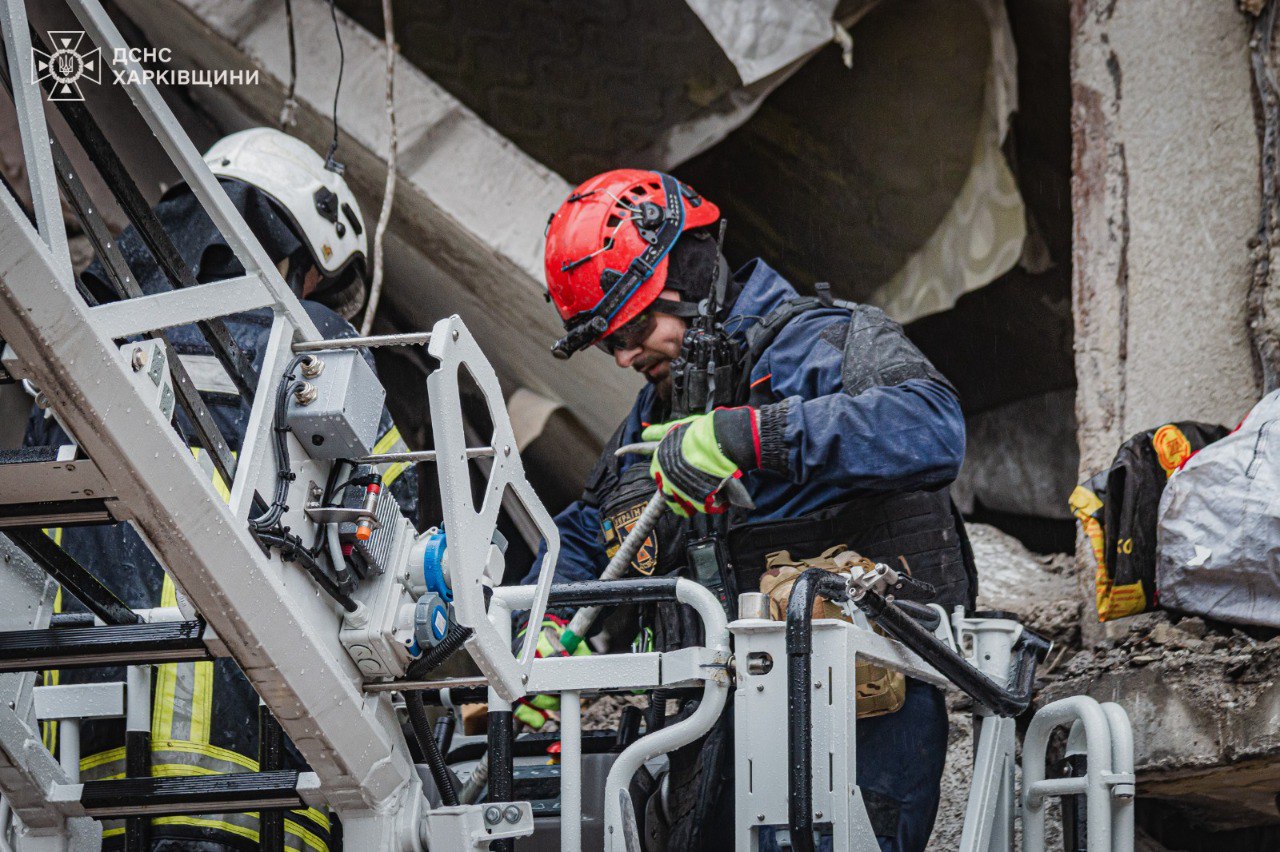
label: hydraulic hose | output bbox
[783,569,1050,851]
[405,689,459,805]
[785,569,849,852]
[560,490,667,654]
[852,588,1050,718]
[254,531,357,612]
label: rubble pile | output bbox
[1055,614,1280,685]
[967,524,1080,651]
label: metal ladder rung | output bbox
[0,447,113,508]
[87,274,271,340]
[0,621,210,671]
[74,770,302,818]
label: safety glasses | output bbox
[595,310,655,355]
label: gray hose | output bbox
[564,490,666,644]
[325,523,353,591]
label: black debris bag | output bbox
[1069,421,1228,621]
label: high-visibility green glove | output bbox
[512,612,590,729]
[641,407,769,518]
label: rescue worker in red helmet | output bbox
[533,169,976,852]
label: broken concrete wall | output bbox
[1071,0,1260,482]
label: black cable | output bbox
[256,530,357,613]
[785,569,848,852]
[404,625,472,681]
[405,690,459,806]
[282,0,297,117]
[325,0,345,170]
[249,355,306,531]
[645,688,668,734]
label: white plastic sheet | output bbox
[1157,391,1280,628]
[682,0,842,86]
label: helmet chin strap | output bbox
[281,248,313,298]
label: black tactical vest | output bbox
[583,298,977,619]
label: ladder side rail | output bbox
[0,534,101,846]
[0,188,414,814]
[0,5,71,282]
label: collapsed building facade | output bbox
[0,0,1276,848]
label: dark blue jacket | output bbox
[529,259,965,583]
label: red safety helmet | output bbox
[545,169,720,358]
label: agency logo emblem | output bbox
[31,31,101,102]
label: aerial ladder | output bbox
[0,0,1134,848]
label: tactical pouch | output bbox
[758,545,906,719]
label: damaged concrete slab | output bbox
[1044,616,1280,829]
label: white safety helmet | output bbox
[203,128,367,282]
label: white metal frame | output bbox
[0,0,411,838]
[427,317,557,701]
[491,579,732,852]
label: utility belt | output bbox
[617,487,976,657]
[725,488,977,613]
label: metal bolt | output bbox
[756,814,765,822]
[521,673,529,685]
[815,811,823,820]
[504,445,511,457]
[294,382,318,406]
[65,463,75,471]
[484,805,502,825]
[503,804,522,824]
[756,684,764,692]
[83,489,94,496]
[131,347,145,371]
[814,681,823,690]
[452,329,459,341]
[300,355,325,379]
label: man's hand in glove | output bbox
[641,404,787,517]
[512,612,590,730]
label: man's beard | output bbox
[651,371,674,400]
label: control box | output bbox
[286,349,386,459]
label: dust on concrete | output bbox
[968,524,1080,638]
[1050,612,1280,703]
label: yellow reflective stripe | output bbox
[189,447,231,503]
[189,661,214,743]
[372,426,402,456]
[153,575,180,738]
[102,827,124,839]
[150,738,258,771]
[128,815,329,852]
[152,815,258,844]
[80,746,125,772]
[41,578,63,753]
[284,817,329,852]
[382,461,409,486]
[295,807,330,832]
[372,426,410,485]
